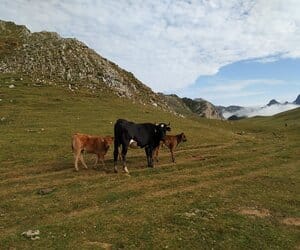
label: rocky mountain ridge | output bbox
[0,20,168,109]
[158,94,223,119]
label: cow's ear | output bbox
[166,127,171,131]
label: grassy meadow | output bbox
[0,74,299,249]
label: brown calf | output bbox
[71,133,114,171]
[153,132,187,163]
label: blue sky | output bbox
[174,58,300,106]
[0,0,299,106]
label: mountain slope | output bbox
[158,94,223,119]
[157,94,193,117]
[182,97,223,119]
[0,20,167,108]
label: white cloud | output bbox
[0,0,300,92]
[254,57,280,64]
[223,104,300,118]
[199,79,285,93]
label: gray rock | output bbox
[37,187,56,195]
[21,229,40,240]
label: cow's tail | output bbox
[71,134,77,152]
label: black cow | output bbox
[113,119,171,173]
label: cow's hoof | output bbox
[123,166,129,173]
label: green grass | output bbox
[0,74,299,249]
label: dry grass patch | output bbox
[239,208,271,218]
[83,241,112,249]
[282,217,300,226]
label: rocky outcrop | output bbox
[159,94,223,119]
[181,98,223,119]
[0,20,168,108]
[157,94,191,117]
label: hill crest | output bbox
[0,20,168,109]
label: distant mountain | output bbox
[216,105,244,115]
[182,97,223,119]
[158,94,223,119]
[160,93,300,120]
[294,94,300,105]
[220,95,300,119]
[157,94,191,117]
[267,99,280,106]
[227,115,246,121]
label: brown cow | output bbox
[153,132,187,163]
[72,133,114,171]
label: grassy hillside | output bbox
[0,74,299,249]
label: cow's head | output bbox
[180,132,187,142]
[104,136,114,150]
[155,122,171,139]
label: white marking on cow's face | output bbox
[161,124,164,128]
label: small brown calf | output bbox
[153,132,187,163]
[72,133,114,171]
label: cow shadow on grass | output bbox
[94,156,149,174]
[53,153,168,174]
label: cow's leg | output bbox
[94,155,99,166]
[118,146,122,161]
[170,147,175,163]
[100,154,105,166]
[153,145,159,162]
[145,147,150,167]
[74,151,80,171]
[149,147,154,167]
[80,153,88,169]
[145,147,154,168]
[113,141,120,173]
[121,144,129,173]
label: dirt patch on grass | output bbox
[282,217,300,226]
[239,208,270,218]
[84,241,112,249]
